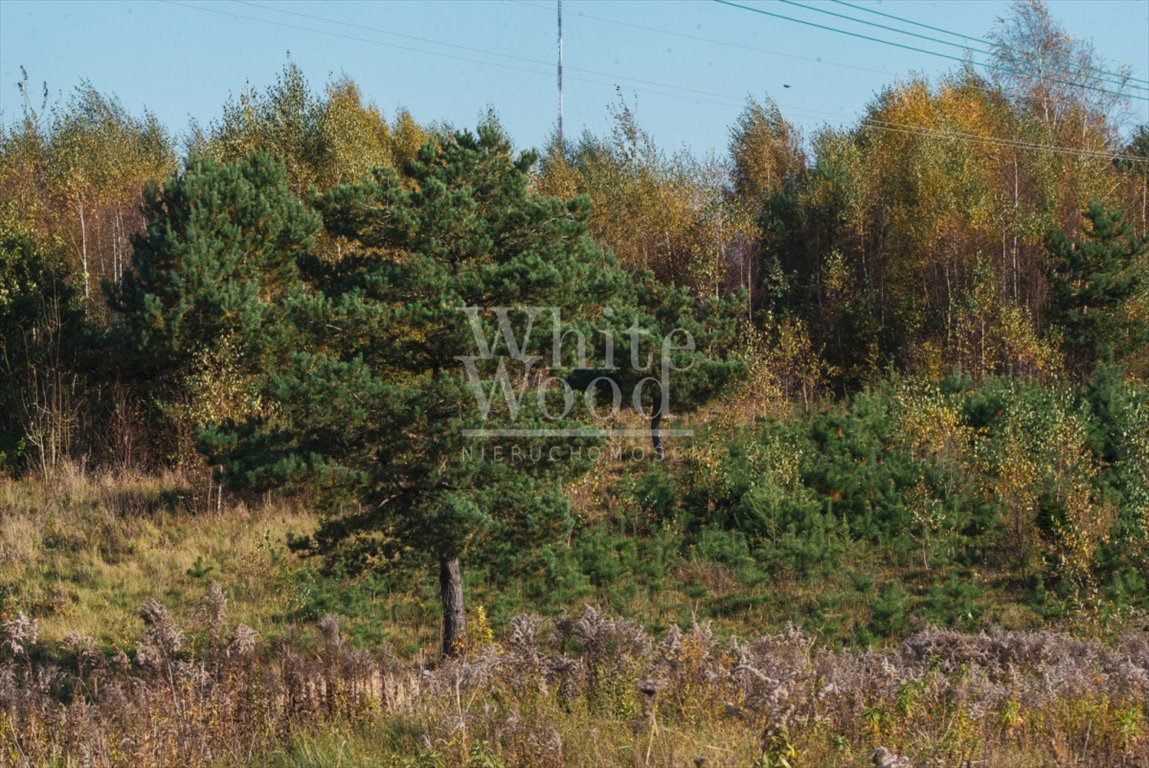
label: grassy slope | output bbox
[0,469,314,649]
[1,458,1044,659]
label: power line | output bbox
[510,0,1078,129]
[232,0,562,71]
[228,1,761,106]
[713,0,1149,103]
[782,0,1146,92]
[733,0,1148,102]
[859,117,1144,163]
[758,103,1145,163]
[516,0,1147,124]
[511,0,901,81]
[566,5,621,124]
[216,1,995,128]
[168,2,548,78]
[830,0,1149,87]
[162,0,1147,164]
[162,1,756,111]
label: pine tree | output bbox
[201,125,625,656]
[113,151,319,380]
[110,152,320,461]
[1046,201,1148,376]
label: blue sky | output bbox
[1,0,1146,157]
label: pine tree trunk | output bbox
[439,556,466,658]
[650,411,665,461]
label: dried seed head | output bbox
[318,615,341,649]
[226,624,259,659]
[200,581,227,640]
[637,678,668,697]
[135,599,183,669]
[0,613,38,658]
[63,632,101,669]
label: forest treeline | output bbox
[3,2,1147,471]
[1,0,1147,640]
